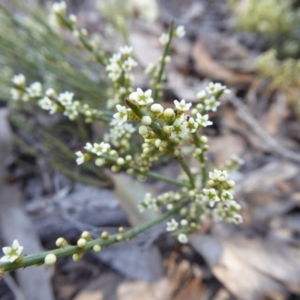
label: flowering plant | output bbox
[0,1,243,276]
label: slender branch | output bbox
[192,132,207,188]
[0,201,187,272]
[59,16,106,65]
[100,153,188,187]
[152,22,174,102]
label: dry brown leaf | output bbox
[190,236,292,300]
[111,173,159,226]
[117,278,172,300]
[261,93,287,135]
[235,161,299,195]
[130,30,161,67]
[192,39,253,85]
[172,277,203,300]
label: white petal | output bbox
[12,240,20,249]
[0,256,10,263]
[2,247,12,255]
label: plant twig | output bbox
[0,200,187,272]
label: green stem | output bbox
[192,132,207,188]
[60,16,106,65]
[100,154,188,187]
[0,201,187,272]
[152,22,174,102]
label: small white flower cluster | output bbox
[11,75,102,122]
[0,240,23,263]
[206,169,242,224]
[138,193,158,212]
[11,74,43,102]
[193,82,231,113]
[159,25,186,45]
[166,218,189,244]
[104,119,136,153]
[49,1,77,31]
[76,142,110,165]
[106,46,137,82]
[105,46,138,108]
[136,170,241,243]
[49,1,67,29]
[76,141,134,174]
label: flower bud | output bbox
[101,231,110,240]
[139,125,149,136]
[116,157,125,165]
[200,136,208,143]
[93,245,101,253]
[44,254,57,266]
[150,104,163,114]
[77,238,87,248]
[163,108,175,120]
[141,116,152,125]
[81,231,91,240]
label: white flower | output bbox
[10,88,22,101]
[209,169,228,182]
[38,97,53,110]
[63,105,78,120]
[184,117,198,133]
[171,118,188,139]
[84,142,94,151]
[138,203,146,213]
[92,142,111,156]
[109,53,122,64]
[0,240,23,263]
[45,88,57,98]
[75,151,85,165]
[12,74,26,87]
[196,90,206,101]
[231,213,243,224]
[52,1,67,15]
[106,63,122,82]
[69,14,77,25]
[212,208,226,221]
[177,233,188,244]
[203,188,220,207]
[120,45,133,56]
[129,88,154,105]
[159,33,169,45]
[113,105,128,125]
[123,123,136,134]
[175,26,186,38]
[204,97,221,112]
[166,219,178,232]
[58,91,74,106]
[27,82,42,98]
[195,193,206,204]
[196,113,213,127]
[221,190,234,201]
[143,193,158,210]
[145,63,156,74]
[122,57,138,72]
[174,99,192,112]
[206,82,230,96]
[49,103,58,114]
